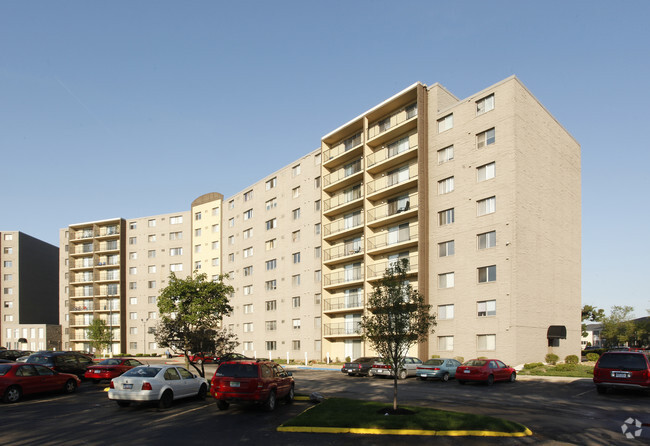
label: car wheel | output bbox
[486,375,494,386]
[458,380,466,385]
[263,390,276,412]
[197,384,207,400]
[367,369,375,377]
[442,372,450,382]
[285,384,294,404]
[117,401,131,408]
[216,399,229,410]
[63,379,77,394]
[398,369,407,380]
[158,390,173,409]
[596,385,607,394]
[3,385,21,403]
[509,372,516,383]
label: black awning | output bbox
[547,325,567,339]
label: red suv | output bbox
[210,360,294,411]
[593,351,650,394]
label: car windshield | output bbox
[599,354,648,371]
[26,355,52,365]
[0,365,11,376]
[464,360,487,367]
[216,363,258,378]
[123,367,161,378]
[98,359,122,365]
[424,359,445,366]
[354,357,371,363]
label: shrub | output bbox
[524,362,544,369]
[478,356,488,360]
[454,356,464,364]
[545,354,559,365]
[554,363,578,371]
[586,352,600,362]
[431,355,440,359]
[345,356,351,363]
[565,355,579,364]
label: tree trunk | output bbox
[393,376,398,411]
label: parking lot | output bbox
[1,366,649,445]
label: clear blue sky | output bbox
[1,1,648,316]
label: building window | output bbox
[314,223,321,235]
[212,224,220,233]
[195,228,202,237]
[129,222,137,230]
[292,208,301,220]
[477,128,496,149]
[438,304,454,320]
[212,207,220,216]
[478,231,497,249]
[170,263,183,272]
[437,114,453,132]
[265,177,277,190]
[293,252,301,264]
[243,304,253,314]
[292,296,300,308]
[478,299,497,317]
[265,320,277,331]
[438,272,454,289]
[265,198,277,210]
[438,176,454,195]
[130,342,137,350]
[477,162,496,182]
[438,240,455,257]
[229,218,235,227]
[170,247,183,256]
[265,280,277,291]
[438,336,454,351]
[212,241,219,250]
[314,270,321,282]
[292,340,300,350]
[169,231,182,240]
[265,239,276,250]
[129,282,137,290]
[314,153,321,165]
[3,234,13,241]
[315,293,321,304]
[438,208,455,226]
[148,265,156,274]
[265,259,277,271]
[129,267,137,275]
[314,176,321,189]
[228,235,235,245]
[243,209,253,220]
[148,296,157,304]
[477,196,496,216]
[243,285,252,295]
[265,219,277,230]
[212,258,219,267]
[228,253,235,262]
[243,228,253,239]
[476,94,495,115]
[289,230,299,242]
[292,274,301,287]
[129,237,137,245]
[292,186,300,198]
[243,341,253,350]
[243,247,253,258]
[292,164,301,177]
[266,341,277,351]
[477,334,496,351]
[243,266,253,276]
[195,212,202,221]
[265,300,277,311]
[129,312,137,320]
[292,319,301,330]
[148,281,156,289]
[3,247,12,254]
[244,190,253,201]
[170,216,183,224]
[2,261,11,268]
[228,200,234,209]
[147,250,155,258]
[243,322,253,333]
[314,199,321,212]
[3,315,13,322]
[195,244,202,253]
[478,265,497,283]
[148,312,157,320]
[314,246,321,258]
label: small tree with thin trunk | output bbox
[360,258,436,411]
[87,319,113,357]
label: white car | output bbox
[108,364,208,408]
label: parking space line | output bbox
[157,402,214,422]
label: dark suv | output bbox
[25,352,94,378]
[210,360,294,411]
[593,351,650,394]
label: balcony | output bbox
[323,321,362,337]
[96,227,120,238]
[96,271,120,282]
[323,239,364,266]
[70,303,94,312]
[323,132,363,168]
[70,244,95,255]
[323,214,364,241]
[96,301,120,312]
[323,266,364,290]
[323,295,364,314]
[323,187,364,217]
[70,230,96,241]
[323,159,364,193]
[366,163,418,201]
[70,275,94,285]
[367,254,419,281]
[367,103,417,146]
[367,192,418,228]
[97,242,120,253]
[367,142,418,175]
[97,256,119,267]
[70,318,93,328]
[70,258,95,270]
[367,224,419,255]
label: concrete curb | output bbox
[277,425,533,437]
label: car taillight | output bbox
[141,382,152,391]
[257,382,263,388]
[358,364,362,369]
[433,368,440,371]
[109,380,114,389]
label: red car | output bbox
[210,359,294,411]
[84,358,144,383]
[0,363,81,403]
[456,359,516,385]
[593,351,650,394]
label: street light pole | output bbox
[141,318,149,355]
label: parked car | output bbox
[0,363,80,403]
[593,351,650,394]
[341,357,381,376]
[84,358,144,383]
[25,352,94,379]
[108,364,208,408]
[189,352,251,365]
[416,358,462,381]
[370,357,423,379]
[0,350,33,361]
[456,359,516,385]
[210,359,294,411]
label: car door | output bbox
[163,367,183,397]
[409,358,422,376]
[33,365,59,392]
[15,365,44,395]
[272,364,290,397]
[495,360,509,381]
[177,367,201,397]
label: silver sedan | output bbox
[108,364,208,408]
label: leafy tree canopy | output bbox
[87,319,113,356]
[581,304,605,337]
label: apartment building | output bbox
[321,76,581,366]
[1,231,60,350]
[221,149,323,362]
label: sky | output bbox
[1,1,649,317]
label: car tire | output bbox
[398,369,407,380]
[197,384,207,400]
[158,390,173,409]
[596,385,607,394]
[442,373,450,382]
[63,379,77,394]
[3,385,21,403]
[117,401,131,408]
[216,399,229,410]
[347,372,355,376]
[367,369,375,377]
[285,384,294,404]
[458,380,466,385]
[486,375,494,386]
[509,372,516,383]
[263,390,276,412]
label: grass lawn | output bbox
[518,363,594,378]
[280,397,530,435]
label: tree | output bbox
[153,272,234,377]
[87,319,113,356]
[601,306,635,347]
[581,304,605,337]
[360,258,436,411]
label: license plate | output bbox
[94,370,101,374]
[464,370,470,374]
[612,371,631,378]
[230,381,240,387]
[122,384,133,389]
[347,369,354,372]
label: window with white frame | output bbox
[477,162,496,182]
[229,218,235,227]
[129,312,137,320]
[478,265,497,283]
[314,176,321,188]
[265,219,277,230]
[266,341,277,351]
[292,319,301,330]
[477,196,496,216]
[438,336,454,351]
[438,240,455,257]
[438,176,454,195]
[195,228,202,237]
[170,216,183,224]
[292,274,301,286]
[243,209,253,220]
[148,280,156,289]
[292,186,300,198]
[212,258,219,267]
[437,114,453,132]
[148,265,156,274]
[228,235,235,245]
[314,270,321,282]
[477,231,496,249]
[314,199,321,211]
[265,177,277,190]
[243,285,252,295]
[265,321,277,331]
[438,304,454,320]
[292,164,301,177]
[265,300,276,311]
[243,228,253,239]
[243,304,253,314]
[293,252,301,264]
[170,247,183,256]
[243,341,253,350]
[477,299,496,317]
[195,211,202,221]
[292,208,301,220]
[169,231,182,240]
[314,223,321,235]
[243,265,253,276]
[194,244,201,253]
[265,197,277,210]
[476,94,494,115]
[228,253,235,262]
[265,239,276,250]
[194,261,201,270]
[438,208,455,226]
[212,241,219,250]
[265,259,276,270]
[477,128,495,149]
[212,207,220,216]
[292,296,300,308]
[244,190,253,201]
[265,280,277,291]
[212,224,219,233]
[438,272,454,289]
[477,334,496,350]
[243,247,253,258]
[243,322,253,332]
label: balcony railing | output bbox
[367,224,418,251]
[323,132,363,163]
[323,187,363,212]
[323,240,364,262]
[367,103,417,140]
[323,159,363,188]
[324,267,364,287]
[367,192,418,223]
[70,304,94,311]
[367,143,417,169]
[366,163,418,195]
[323,322,362,336]
[323,295,364,312]
[71,245,95,254]
[367,254,419,280]
[323,214,364,238]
